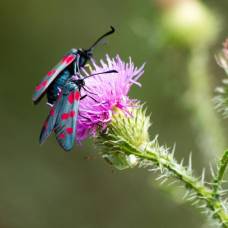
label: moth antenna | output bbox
[87,26,115,51]
[83,70,117,80]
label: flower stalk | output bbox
[76,54,228,227]
[96,106,228,227]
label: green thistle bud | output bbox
[96,105,151,170]
[161,0,218,47]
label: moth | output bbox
[32,27,117,151]
[32,26,115,106]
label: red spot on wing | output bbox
[50,108,55,116]
[69,111,75,118]
[42,80,48,87]
[68,92,74,104]
[35,80,48,91]
[47,69,56,77]
[75,91,80,100]
[61,111,75,120]
[59,133,65,139]
[66,127,73,134]
[61,55,75,64]
[35,84,42,91]
[61,113,69,120]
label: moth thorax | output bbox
[75,79,85,88]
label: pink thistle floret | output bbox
[77,55,145,141]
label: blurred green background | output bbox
[1,0,228,227]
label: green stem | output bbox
[124,142,228,227]
[213,150,228,197]
[97,107,228,226]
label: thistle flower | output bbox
[77,55,145,141]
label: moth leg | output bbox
[87,95,100,103]
[80,93,99,103]
[46,102,53,107]
[78,112,90,121]
[80,95,87,100]
[82,86,98,96]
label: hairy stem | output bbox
[97,107,228,227]
[100,135,228,226]
[213,150,228,198]
[125,141,228,227]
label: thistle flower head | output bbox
[96,106,151,169]
[77,55,145,141]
